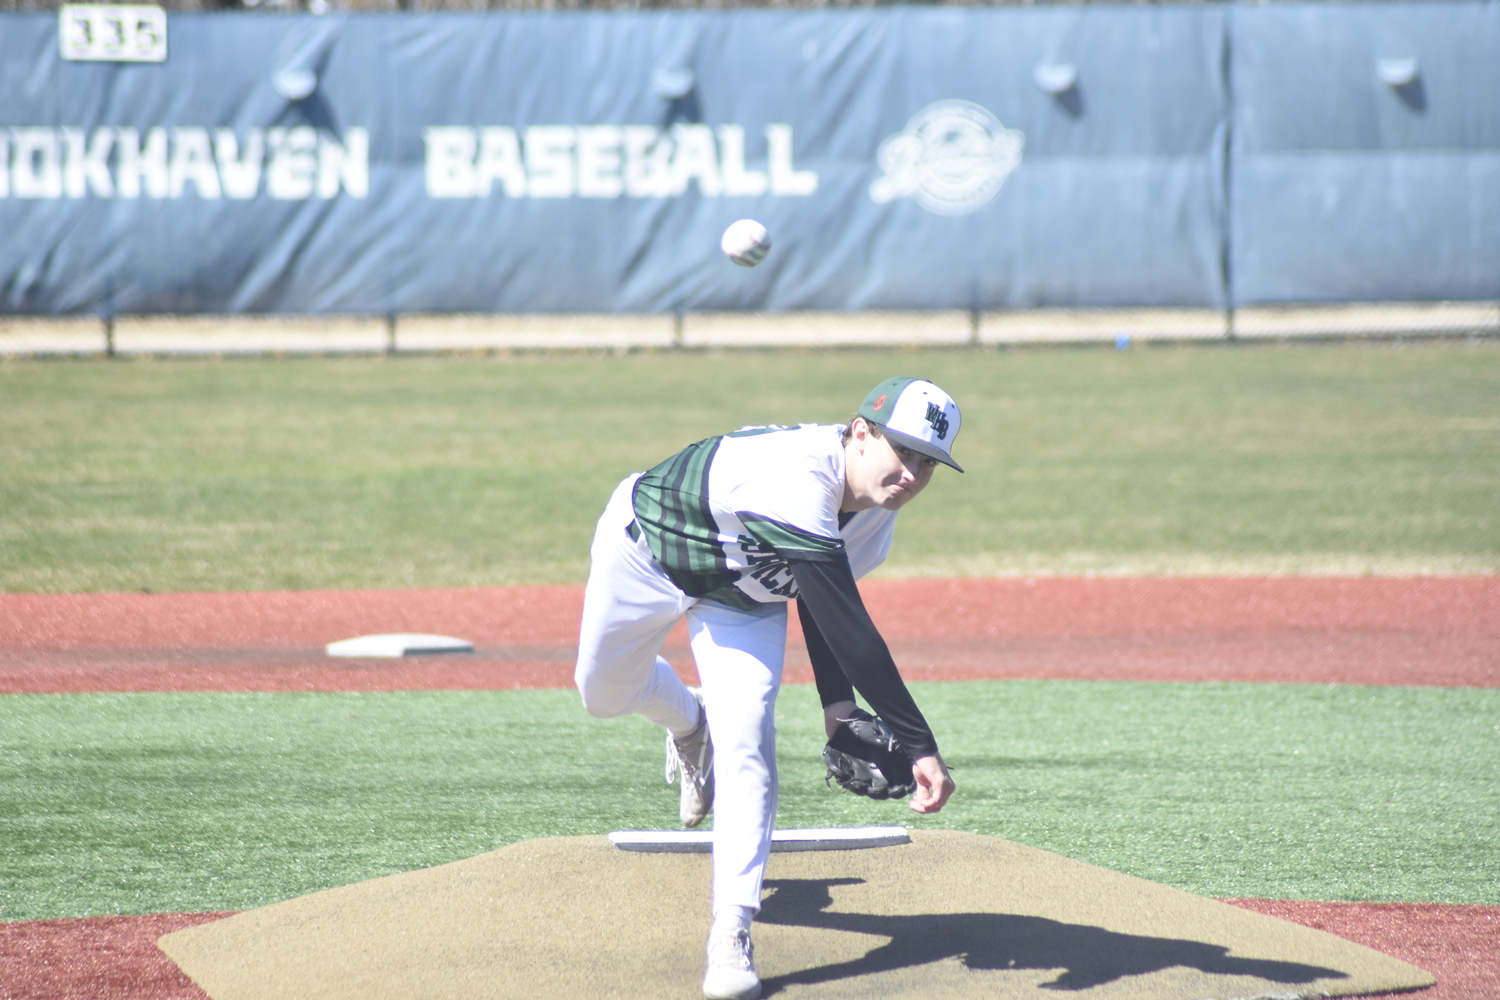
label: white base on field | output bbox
[324,634,474,658]
[608,826,910,853]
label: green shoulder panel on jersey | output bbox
[724,424,791,439]
[737,514,846,563]
[632,436,737,599]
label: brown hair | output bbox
[841,415,884,446]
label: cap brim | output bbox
[883,427,964,473]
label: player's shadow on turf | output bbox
[756,878,1349,994]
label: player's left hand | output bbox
[908,754,955,814]
[822,708,916,799]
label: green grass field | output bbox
[3,340,1498,592]
[2,681,1496,921]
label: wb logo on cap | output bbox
[925,403,950,440]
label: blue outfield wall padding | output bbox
[0,3,1495,317]
[1229,1,1500,306]
[0,7,1228,315]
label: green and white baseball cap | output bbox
[858,377,964,473]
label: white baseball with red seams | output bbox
[720,219,771,267]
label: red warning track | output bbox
[2,577,1496,694]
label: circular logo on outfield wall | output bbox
[869,100,1025,216]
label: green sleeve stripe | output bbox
[739,514,845,560]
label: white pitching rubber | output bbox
[324,634,475,658]
[609,826,910,853]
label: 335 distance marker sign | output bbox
[59,4,168,62]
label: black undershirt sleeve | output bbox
[798,598,856,709]
[788,555,939,760]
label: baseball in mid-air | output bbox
[721,219,771,267]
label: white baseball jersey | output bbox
[631,423,898,610]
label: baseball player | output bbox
[574,377,960,1000]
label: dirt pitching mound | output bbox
[157,830,1430,1000]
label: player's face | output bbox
[844,422,939,512]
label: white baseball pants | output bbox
[575,474,786,915]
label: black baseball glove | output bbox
[822,707,915,800]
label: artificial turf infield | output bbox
[3,680,1496,923]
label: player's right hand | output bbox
[908,755,955,814]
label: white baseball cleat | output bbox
[665,687,714,829]
[702,920,760,1000]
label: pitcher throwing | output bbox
[574,377,961,1000]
